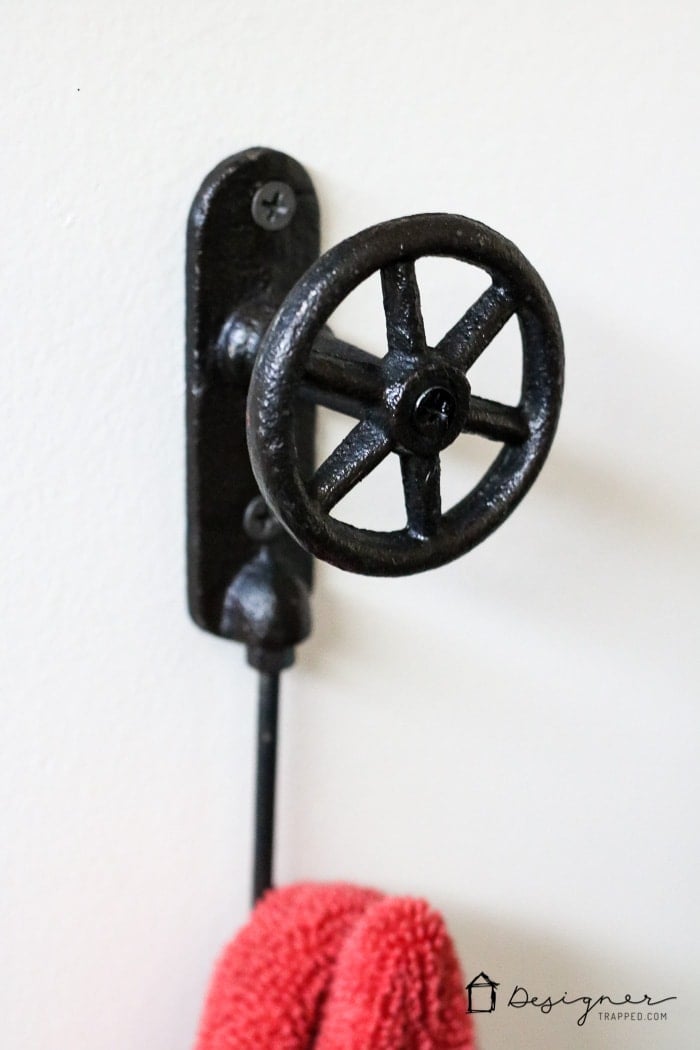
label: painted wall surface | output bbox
[2,2,698,1048]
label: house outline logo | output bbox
[466,972,499,1014]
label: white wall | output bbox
[2,2,698,1048]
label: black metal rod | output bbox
[252,670,280,904]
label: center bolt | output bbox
[412,386,457,441]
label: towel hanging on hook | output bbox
[194,883,475,1050]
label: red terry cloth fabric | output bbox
[194,882,475,1050]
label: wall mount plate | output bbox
[186,147,318,639]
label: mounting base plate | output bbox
[186,147,318,639]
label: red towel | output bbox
[195,882,475,1049]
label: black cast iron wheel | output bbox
[248,213,564,576]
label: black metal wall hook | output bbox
[185,146,564,902]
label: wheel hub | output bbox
[387,365,470,455]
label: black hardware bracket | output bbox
[187,146,565,643]
[186,147,564,903]
[186,148,318,649]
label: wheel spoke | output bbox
[310,418,393,512]
[436,283,515,371]
[381,260,427,357]
[298,385,367,421]
[463,396,529,444]
[401,453,442,538]
[303,333,385,411]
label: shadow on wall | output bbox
[536,439,696,550]
[309,299,698,590]
[300,388,698,690]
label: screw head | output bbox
[412,386,458,442]
[251,181,297,231]
[244,495,283,543]
[387,365,470,456]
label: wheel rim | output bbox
[248,213,564,576]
